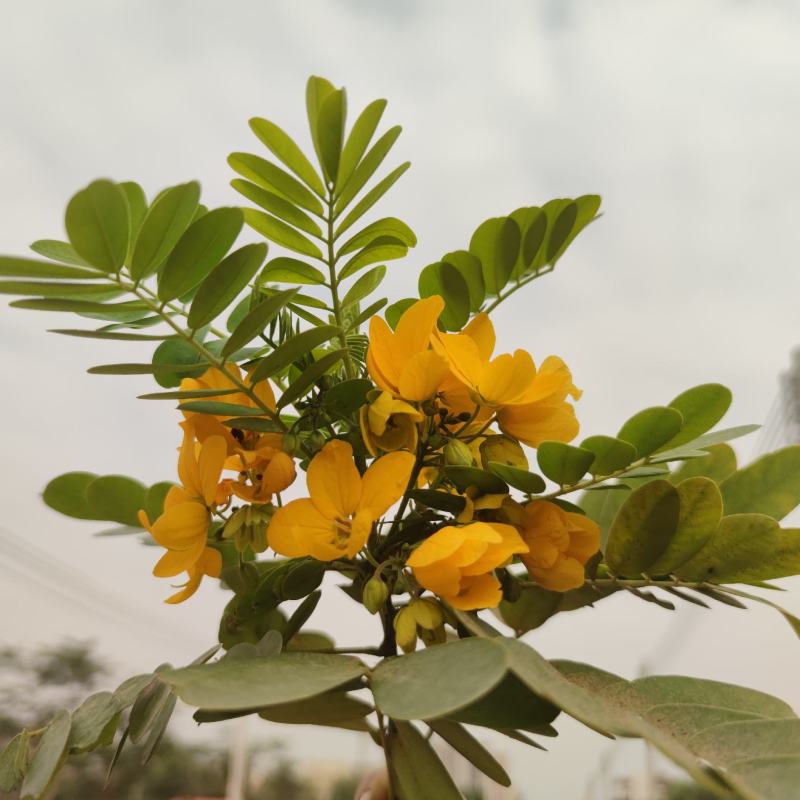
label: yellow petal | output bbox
[461,523,528,576]
[177,433,201,497]
[394,296,444,365]
[565,513,601,562]
[268,498,334,559]
[149,500,208,550]
[529,556,586,592]
[461,520,503,544]
[539,356,582,401]
[307,440,362,519]
[433,331,484,389]
[448,538,490,568]
[397,350,450,401]
[198,435,227,506]
[153,539,206,577]
[412,562,462,597]
[359,450,415,518]
[462,313,495,360]
[497,402,579,448]
[367,316,401,393]
[367,391,395,436]
[478,350,537,406]
[448,573,502,610]
[165,571,203,604]
[407,526,467,568]
[261,451,297,496]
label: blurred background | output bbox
[1,1,799,798]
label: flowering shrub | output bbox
[2,77,800,800]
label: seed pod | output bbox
[393,607,418,653]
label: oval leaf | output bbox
[537,441,595,485]
[65,180,129,272]
[617,406,684,457]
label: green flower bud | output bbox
[223,505,272,554]
[409,597,443,630]
[444,438,474,467]
[282,432,301,455]
[307,431,327,452]
[393,607,418,653]
[362,576,389,615]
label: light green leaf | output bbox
[67,692,121,753]
[187,242,267,329]
[336,98,387,194]
[728,755,800,800]
[130,182,200,279]
[177,401,264,417]
[50,328,169,342]
[248,117,325,197]
[487,462,546,494]
[334,162,411,237]
[418,261,470,331]
[150,336,205,388]
[260,257,326,286]
[277,350,346,409]
[163,652,365,710]
[537,441,595,485]
[579,435,638,476]
[248,325,340,383]
[19,709,71,800]
[689,718,800,767]
[128,674,174,745]
[322,378,372,416]
[389,721,464,800]
[315,87,346,184]
[119,181,147,256]
[0,256,101,280]
[222,288,298,357]
[228,152,324,216]
[0,280,120,298]
[65,180,129,272]
[10,298,144,317]
[648,477,723,575]
[85,475,147,527]
[335,126,401,212]
[243,208,322,259]
[670,444,737,485]
[258,693,370,731]
[676,513,800,583]
[338,217,416,255]
[86,362,207,376]
[43,472,99,520]
[617,406,684,457]
[605,480,681,575]
[231,179,322,237]
[143,481,172,522]
[372,638,507,721]
[469,217,520,296]
[720,446,800,521]
[0,733,29,792]
[660,383,732,450]
[342,265,386,308]
[157,207,243,302]
[29,240,90,267]
[338,239,407,281]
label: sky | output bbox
[1,1,799,797]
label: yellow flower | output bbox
[268,440,415,561]
[138,434,228,603]
[367,296,450,401]
[359,390,424,456]
[407,521,528,610]
[519,500,600,592]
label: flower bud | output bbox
[393,607,418,653]
[480,434,528,470]
[282,432,301,455]
[307,431,327,452]
[362,576,389,615]
[409,597,443,630]
[223,505,272,553]
[444,439,474,467]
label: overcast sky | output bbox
[1,1,799,797]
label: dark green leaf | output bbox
[510,207,547,274]
[335,126,401,212]
[176,401,262,417]
[188,243,267,329]
[222,288,298,357]
[138,388,239,400]
[231,179,322,236]
[259,692,371,731]
[9,298,144,317]
[334,162,411,237]
[228,153,323,216]
[315,88,346,183]
[278,350,345,409]
[0,280,120,297]
[130,182,200,280]
[68,692,121,753]
[128,674,173,745]
[342,265,385,308]
[87,362,207,376]
[660,383,732,450]
[248,325,340,383]
[443,465,507,495]
[487,462,546,494]
[418,262,470,331]
[281,561,325,600]
[283,590,322,643]
[248,117,325,197]
[150,336,205,388]
[389,721,463,800]
[469,217,520,296]
[605,480,681,575]
[243,209,322,259]
[43,472,99,520]
[19,709,71,800]
[119,181,148,254]
[617,406,684,457]
[408,489,467,514]
[545,201,578,263]
[143,481,172,522]
[442,250,485,312]
[336,98,387,194]
[65,180,130,272]
[1,256,101,280]
[85,475,147,527]
[158,207,244,302]
[580,435,638,475]
[537,442,595,485]
[50,328,169,342]
[322,378,372,416]
[384,298,415,329]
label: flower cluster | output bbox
[139,295,597,620]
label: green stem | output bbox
[324,200,356,380]
[483,265,554,314]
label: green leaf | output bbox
[283,590,322,643]
[129,675,174,745]
[469,217,520,296]
[487,462,546,494]
[65,180,130,272]
[278,350,345,410]
[322,378,372,416]
[243,208,322,259]
[138,387,238,400]
[372,638,507,721]
[280,561,326,601]
[29,240,90,267]
[258,692,371,731]
[728,755,800,800]
[139,693,176,764]
[228,152,323,216]
[19,709,71,800]
[442,465,507,495]
[336,98,387,194]
[177,401,264,417]
[143,481,172,522]
[248,325,340,383]
[338,239,407,281]
[338,217,416,255]
[162,652,365,710]
[617,406,684,457]
[9,298,143,317]
[130,182,200,279]
[344,297,387,332]
[660,383,732,450]
[580,435,638,476]
[248,117,325,197]
[68,692,121,753]
[545,201,578,262]
[315,88,346,184]
[342,265,386,308]
[389,721,463,800]
[335,126,401,212]
[510,207,547,275]
[85,475,147,527]
[670,444,737,485]
[157,207,244,302]
[1,256,101,279]
[676,513,800,583]
[0,280,120,297]
[119,181,148,255]
[442,250,485,312]
[648,477,723,575]
[385,298,415,329]
[188,243,267,329]
[537,441,595,485]
[690,718,800,768]
[418,262,470,331]
[50,328,169,341]
[87,362,207,376]
[150,336,205,388]
[43,472,99,520]
[334,162,411,237]
[231,179,322,237]
[260,257,326,286]
[605,480,681,575]
[720,446,800,521]
[408,489,467,514]
[222,288,298,358]
[0,733,29,792]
